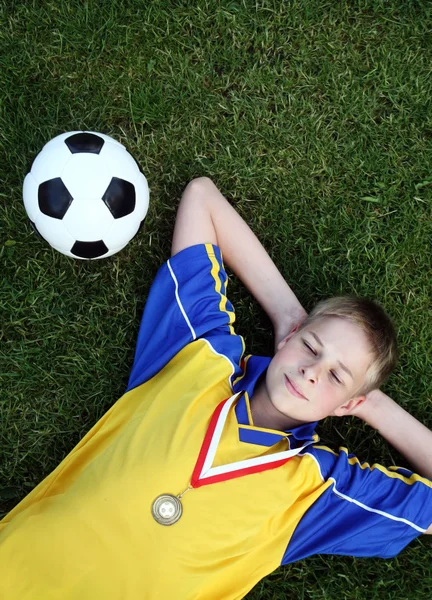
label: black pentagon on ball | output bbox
[38,177,73,219]
[102,177,136,218]
[71,240,109,259]
[65,132,105,154]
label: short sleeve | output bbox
[126,244,245,392]
[282,445,432,565]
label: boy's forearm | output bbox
[358,389,432,480]
[203,179,307,337]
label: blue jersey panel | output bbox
[126,244,245,392]
[282,445,432,564]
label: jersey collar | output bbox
[233,354,319,448]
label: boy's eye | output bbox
[330,371,341,384]
[302,340,317,355]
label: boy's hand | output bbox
[338,389,379,419]
[350,389,381,419]
[274,320,306,355]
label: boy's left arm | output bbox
[354,389,432,534]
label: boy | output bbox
[0,177,431,599]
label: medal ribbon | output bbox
[190,392,308,489]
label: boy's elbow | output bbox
[184,177,216,197]
[188,176,214,186]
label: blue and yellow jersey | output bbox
[0,244,431,600]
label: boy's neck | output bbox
[249,378,309,432]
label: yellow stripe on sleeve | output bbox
[206,243,236,335]
[338,447,432,487]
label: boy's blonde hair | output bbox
[298,296,398,395]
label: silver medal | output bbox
[151,493,183,525]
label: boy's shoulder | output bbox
[127,243,245,393]
[304,441,432,509]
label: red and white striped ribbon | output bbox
[191,392,307,489]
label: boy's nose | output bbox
[300,365,318,384]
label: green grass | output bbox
[1,0,431,597]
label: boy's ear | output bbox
[332,395,367,417]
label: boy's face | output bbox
[266,316,372,423]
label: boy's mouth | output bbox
[284,375,308,400]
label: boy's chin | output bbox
[284,405,338,423]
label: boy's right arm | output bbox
[355,389,432,534]
[171,177,307,350]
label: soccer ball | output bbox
[23,131,149,260]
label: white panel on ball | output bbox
[30,139,74,184]
[61,154,111,200]
[99,143,141,182]
[23,173,39,222]
[134,173,150,220]
[62,196,114,241]
[103,211,142,249]
[36,214,75,250]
